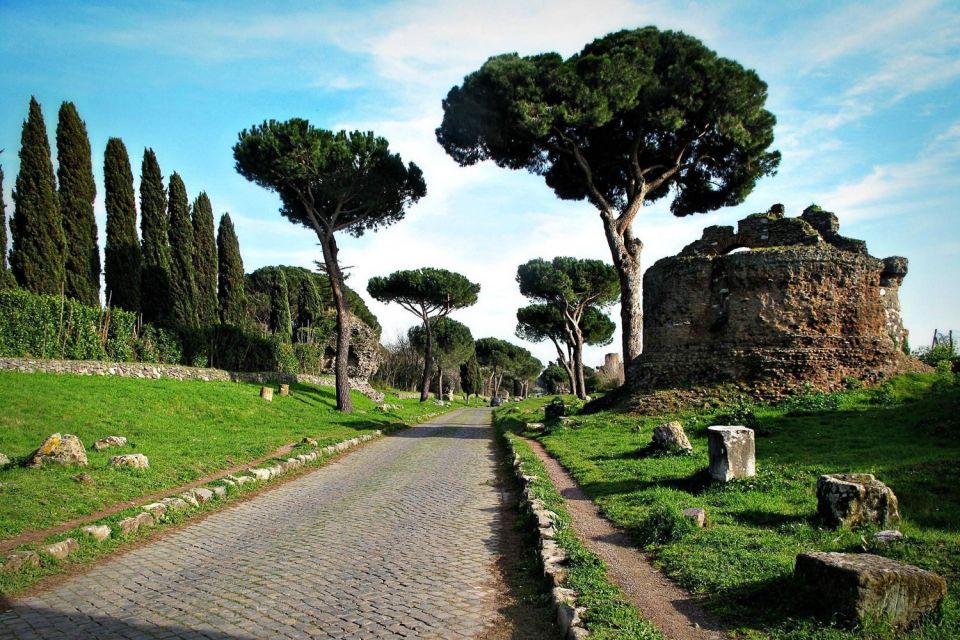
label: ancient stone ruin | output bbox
[630,205,919,397]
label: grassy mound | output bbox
[496,373,960,638]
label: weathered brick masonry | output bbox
[629,205,921,398]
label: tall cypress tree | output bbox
[269,270,292,341]
[191,192,218,326]
[139,148,171,323]
[0,164,14,288]
[166,173,198,327]
[11,97,66,294]
[217,212,245,325]
[57,102,100,306]
[103,138,141,311]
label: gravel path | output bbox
[0,408,506,639]
[527,438,729,640]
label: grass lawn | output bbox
[0,372,455,541]
[495,373,960,639]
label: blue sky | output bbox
[1,0,958,367]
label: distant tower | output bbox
[602,353,624,384]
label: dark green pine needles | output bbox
[0,164,14,288]
[191,192,218,326]
[139,148,171,323]
[103,138,141,312]
[216,213,245,325]
[166,173,198,328]
[11,97,66,295]
[57,102,100,306]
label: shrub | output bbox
[134,324,183,364]
[916,343,957,368]
[779,387,841,416]
[636,504,698,546]
[0,288,137,361]
[293,342,326,375]
[716,399,760,428]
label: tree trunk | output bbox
[572,328,587,400]
[419,316,433,402]
[319,233,352,412]
[437,364,444,402]
[602,217,643,379]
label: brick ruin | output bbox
[628,204,920,399]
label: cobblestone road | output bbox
[0,408,505,639]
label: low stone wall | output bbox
[0,357,384,403]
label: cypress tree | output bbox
[191,192,218,326]
[297,275,321,331]
[139,148,171,323]
[217,213,245,325]
[10,97,66,294]
[57,102,100,306]
[269,270,292,341]
[103,138,141,311]
[167,173,198,327]
[0,164,14,288]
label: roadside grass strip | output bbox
[497,415,664,640]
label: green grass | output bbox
[499,419,664,639]
[0,372,456,541]
[495,374,960,639]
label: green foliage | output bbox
[268,269,293,341]
[216,213,246,325]
[133,324,182,364]
[635,504,698,546]
[437,27,780,217]
[541,361,570,393]
[234,122,426,238]
[166,173,199,328]
[517,257,619,312]
[0,288,135,361]
[56,101,100,306]
[367,267,480,316]
[0,165,14,289]
[475,336,538,383]
[459,355,481,398]
[778,387,842,416]
[103,138,141,312]
[11,97,66,295]
[139,148,171,324]
[191,192,218,326]
[917,343,957,367]
[409,316,475,370]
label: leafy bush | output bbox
[0,288,137,361]
[778,388,841,416]
[635,504,698,546]
[870,382,898,407]
[134,325,183,364]
[916,343,957,368]
[715,399,760,428]
[293,342,327,375]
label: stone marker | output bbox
[707,426,755,482]
[40,538,79,560]
[0,453,9,468]
[193,487,214,503]
[2,550,40,573]
[110,453,150,469]
[651,421,694,454]
[874,530,904,544]
[794,552,946,629]
[179,492,200,507]
[211,485,227,499]
[92,435,127,451]
[817,473,900,529]
[279,384,290,396]
[142,502,167,517]
[81,525,111,542]
[28,433,88,467]
[682,507,707,527]
[260,386,273,401]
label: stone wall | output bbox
[0,357,384,403]
[629,205,921,398]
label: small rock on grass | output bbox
[192,487,214,503]
[110,454,149,469]
[82,525,111,542]
[0,453,9,467]
[29,433,88,467]
[682,507,707,527]
[40,538,78,560]
[211,485,227,499]
[72,472,95,485]
[2,551,40,573]
[302,437,318,447]
[873,530,904,544]
[92,436,127,451]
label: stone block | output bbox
[40,538,78,560]
[211,485,227,499]
[817,473,900,529]
[302,437,318,447]
[179,492,200,507]
[278,384,290,396]
[0,452,10,467]
[545,402,565,420]
[81,525,111,542]
[260,386,273,401]
[28,433,88,467]
[874,530,904,545]
[142,502,167,517]
[192,488,214,503]
[110,453,149,469]
[651,421,693,454]
[707,426,755,481]
[795,552,947,629]
[92,436,127,451]
[682,507,707,527]
[2,550,40,573]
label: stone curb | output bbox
[503,439,590,639]
[1,429,385,576]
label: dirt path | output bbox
[526,438,729,640]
